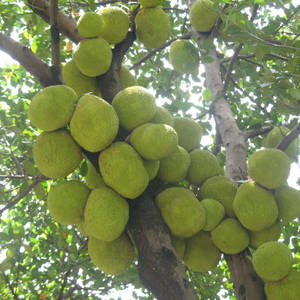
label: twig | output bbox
[0,175,47,214]
[273,7,300,35]
[244,126,273,140]
[0,175,33,180]
[2,273,18,300]
[130,32,192,70]
[277,123,300,152]
[50,0,61,76]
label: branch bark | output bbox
[277,122,300,152]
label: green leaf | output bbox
[203,88,212,102]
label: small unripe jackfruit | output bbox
[201,198,225,231]
[150,106,174,127]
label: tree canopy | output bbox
[0,0,299,299]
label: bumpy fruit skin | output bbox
[70,94,119,152]
[247,149,290,189]
[33,130,82,179]
[62,60,99,96]
[120,66,137,89]
[171,235,186,260]
[28,85,78,132]
[275,185,300,223]
[73,37,112,77]
[158,145,191,183]
[150,106,174,127]
[264,269,300,300]
[99,142,149,199]
[138,0,163,7]
[143,159,160,180]
[173,117,203,151]
[233,182,278,231]
[88,233,134,276]
[199,176,237,217]
[263,126,297,158]
[201,198,225,231]
[155,187,206,238]
[83,187,129,241]
[77,12,104,38]
[249,222,281,249]
[112,86,156,131]
[85,160,105,189]
[135,7,171,49]
[252,241,293,282]
[190,0,217,32]
[187,149,220,185]
[47,181,90,225]
[130,123,178,160]
[211,218,249,254]
[98,7,129,44]
[169,40,200,74]
[184,231,221,272]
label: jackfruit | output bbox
[275,185,300,224]
[112,86,156,131]
[252,241,293,281]
[99,142,149,199]
[169,40,199,74]
[138,0,163,7]
[184,231,221,272]
[130,123,178,160]
[77,12,104,38]
[264,269,300,300]
[171,235,186,260]
[28,85,78,132]
[143,159,160,180]
[155,187,206,238]
[247,149,290,189]
[120,66,137,89]
[85,160,105,189]
[98,7,129,44]
[83,187,129,241]
[150,106,174,127]
[199,176,237,217]
[73,37,112,77]
[70,94,119,152]
[187,149,220,185]
[263,126,297,158]
[135,7,171,49]
[47,181,90,225]
[233,182,278,231]
[158,145,191,183]
[211,218,249,254]
[62,60,100,96]
[33,130,82,179]
[173,117,203,151]
[249,222,281,249]
[190,0,217,32]
[201,198,225,231]
[88,233,134,275]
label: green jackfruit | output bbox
[143,159,160,180]
[248,149,290,189]
[99,142,149,199]
[211,218,249,254]
[28,85,78,132]
[233,182,278,231]
[77,12,104,38]
[33,130,82,179]
[150,106,174,127]
[47,181,90,225]
[156,187,206,238]
[73,37,112,77]
[85,160,105,189]
[70,94,119,152]
[171,235,186,260]
[201,198,225,231]
[138,0,163,7]
[135,7,171,49]
[130,123,178,160]
[120,66,137,89]
[112,86,156,131]
[88,233,134,275]
[252,241,293,282]
[83,187,129,241]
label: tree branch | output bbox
[27,0,82,44]
[244,126,273,140]
[0,175,47,214]
[130,32,192,70]
[0,33,61,87]
[277,122,300,152]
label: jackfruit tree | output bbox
[0,0,299,300]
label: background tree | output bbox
[0,0,299,299]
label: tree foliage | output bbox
[0,0,299,299]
